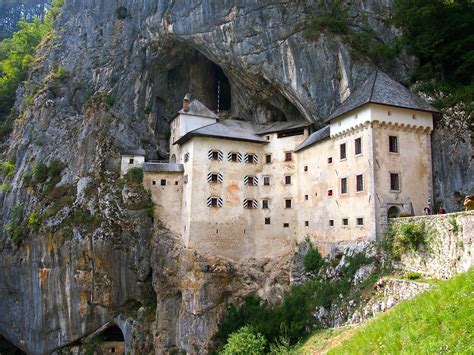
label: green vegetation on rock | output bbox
[220,326,267,355]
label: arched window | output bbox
[388,206,401,218]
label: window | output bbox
[285,199,292,208]
[265,217,271,225]
[328,157,333,164]
[304,166,308,172]
[342,218,349,226]
[211,174,218,183]
[212,151,219,160]
[208,172,223,184]
[175,181,179,185]
[207,197,223,208]
[129,158,134,164]
[161,179,166,186]
[355,137,362,155]
[244,199,257,209]
[356,174,364,192]
[356,217,364,226]
[329,219,334,226]
[246,153,257,164]
[390,173,400,191]
[248,176,254,185]
[389,136,398,153]
[283,223,290,228]
[388,111,392,116]
[340,143,347,160]
[285,175,292,185]
[247,200,254,209]
[305,221,309,227]
[265,154,272,163]
[183,175,188,184]
[184,153,190,162]
[231,153,238,162]
[263,176,271,186]
[266,135,271,141]
[152,180,156,186]
[340,177,348,194]
[244,175,258,186]
[328,189,333,196]
[305,194,309,201]
[262,200,269,209]
[285,152,292,161]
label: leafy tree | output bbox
[221,326,267,355]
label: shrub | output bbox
[303,245,325,273]
[0,161,16,178]
[221,326,267,355]
[105,93,115,106]
[125,167,144,185]
[406,272,421,280]
[449,215,460,234]
[28,211,42,231]
[391,221,428,257]
[48,160,63,179]
[50,66,68,80]
[32,163,49,183]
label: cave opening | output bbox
[0,335,26,355]
[90,325,125,354]
[100,325,125,342]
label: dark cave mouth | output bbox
[0,334,26,355]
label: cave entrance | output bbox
[0,334,26,355]
[96,325,125,355]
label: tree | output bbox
[221,326,267,355]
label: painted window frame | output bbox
[340,177,348,195]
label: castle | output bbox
[121,71,437,260]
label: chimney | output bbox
[183,93,191,112]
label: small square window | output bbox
[265,154,272,163]
[305,221,309,227]
[304,166,308,172]
[388,111,392,116]
[161,179,166,186]
[211,174,218,183]
[283,223,290,228]
[247,154,255,164]
[175,181,179,185]
[266,135,271,141]
[357,217,364,226]
[356,174,364,192]
[285,152,292,161]
[305,194,309,201]
[231,153,238,162]
[212,151,219,160]
[342,218,349,226]
[340,177,348,194]
[355,137,362,155]
[210,198,218,207]
[152,180,156,186]
[262,200,269,209]
[328,189,333,197]
[265,217,271,225]
[263,176,271,186]
[129,158,134,164]
[328,157,333,164]
[247,200,254,209]
[340,143,347,160]
[390,173,400,191]
[285,175,292,185]
[329,219,334,226]
[389,136,398,153]
[285,199,292,208]
[248,176,255,185]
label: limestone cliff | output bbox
[0,0,471,354]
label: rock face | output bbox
[0,0,469,354]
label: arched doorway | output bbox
[0,334,26,355]
[388,206,401,218]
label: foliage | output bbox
[125,167,144,185]
[0,161,16,178]
[27,211,41,230]
[84,91,115,110]
[449,215,460,234]
[83,335,105,355]
[32,162,49,183]
[0,0,64,123]
[3,203,25,246]
[392,221,428,257]
[303,244,324,274]
[49,65,68,80]
[220,326,267,355]
[406,271,421,280]
[330,269,474,354]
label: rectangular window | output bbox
[262,200,269,209]
[285,152,292,161]
[285,199,292,209]
[161,179,166,186]
[265,217,271,225]
[356,174,364,192]
[342,218,349,226]
[212,151,219,160]
[340,143,347,160]
[246,154,255,164]
[340,177,348,194]
[265,154,272,163]
[328,157,333,164]
[283,223,290,228]
[357,217,364,226]
[305,221,309,227]
[329,219,334,226]
[390,173,400,191]
[210,198,218,207]
[263,176,271,186]
[247,200,254,209]
[248,176,254,185]
[129,158,134,164]
[152,180,156,186]
[231,153,238,162]
[389,136,398,153]
[328,189,333,196]
[305,194,309,201]
[285,175,292,185]
[211,174,218,183]
[266,135,271,141]
[355,137,362,155]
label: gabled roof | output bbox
[122,149,146,156]
[326,70,438,121]
[294,125,330,152]
[174,119,269,145]
[254,120,312,135]
[168,99,218,122]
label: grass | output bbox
[326,269,474,354]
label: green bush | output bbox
[303,245,324,273]
[0,161,16,178]
[28,211,42,231]
[392,221,427,257]
[125,167,144,185]
[32,163,49,183]
[50,66,68,80]
[221,326,267,355]
[406,272,421,280]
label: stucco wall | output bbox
[120,155,145,175]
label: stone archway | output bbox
[388,206,401,218]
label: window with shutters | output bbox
[390,173,400,191]
[245,153,258,164]
[231,153,238,162]
[208,173,223,184]
[340,177,348,194]
[207,196,223,208]
[228,152,242,162]
[355,137,362,156]
[262,199,269,209]
[285,152,292,161]
[356,174,364,192]
[244,175,258,186]
[285,199,292,209]
[340,143,347,160]
[263,176,271,186]
[211,174,218,183]
[208,150,223,160]
[389,136,398,153]
[243,199,258,209]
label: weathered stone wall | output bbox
[391,212,474,279]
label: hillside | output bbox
[0,0,50,40]
[299,269,474,354]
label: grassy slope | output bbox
[298,269,473,354]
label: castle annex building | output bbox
[121,71,437,260]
